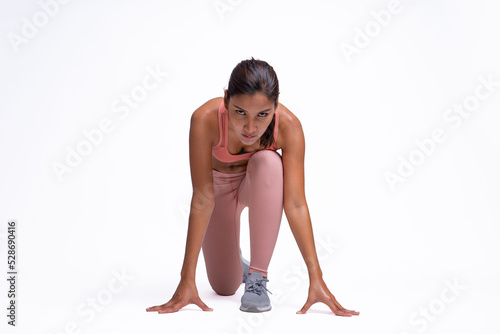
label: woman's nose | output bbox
[245,120,256,132]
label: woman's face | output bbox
[225,92,277,146]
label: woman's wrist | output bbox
[180,267,197,283]
[303,257,323,281]
[308,269,323,283]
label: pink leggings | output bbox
[201,150,284,296]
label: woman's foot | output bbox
[240,272,272,312]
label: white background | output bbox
[1,0,499,333]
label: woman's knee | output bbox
[247,150,283,176]
[209,280,240,296]
[203,249,242,296]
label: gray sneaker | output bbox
[240,272,272,312]
[240,248,250,284]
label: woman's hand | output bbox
[297,278,359,316]
[146,279,213,313]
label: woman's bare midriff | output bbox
[211,155,249,174]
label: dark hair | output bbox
[225,57,280,149]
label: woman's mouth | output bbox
[242,134,256,139]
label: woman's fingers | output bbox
[296,299,313,314]
[157,304,183,313]
[328,304,353,317]
[147,298,212,313]
[146,279,213,313]
[146,303,171,312]
[155,300,187,313]
[193,297,213,312]
[329,298,360,316]
[296,286,360,316]
[146,297,183,313]
[298,299,353,316]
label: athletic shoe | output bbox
[240,272,272,312]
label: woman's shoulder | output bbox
[274,102,303,149]
[276,102,302,134]
[191,97,223,120]
[190,97,223,146]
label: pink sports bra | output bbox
[212,100,279,163]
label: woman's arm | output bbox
[280,113,323,281]
[179,104,217,281]
[280,105,359,316]
[180,105,218,280]
[147,102,216,313]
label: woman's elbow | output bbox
[283,198,306,214]
[191,193,215,213]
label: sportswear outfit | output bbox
[201,100,283,307]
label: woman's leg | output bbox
[201,170,246,296]
[238,150,284,278]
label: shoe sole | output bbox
[239,305,272,313]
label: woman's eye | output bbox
[236,110,245,115]
[258,113,268,117]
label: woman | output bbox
[146,58,359,316]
